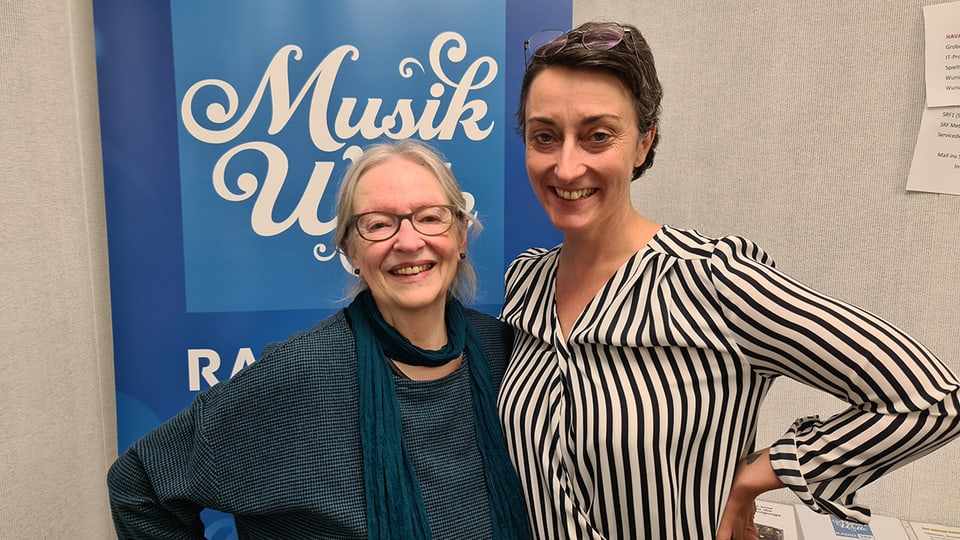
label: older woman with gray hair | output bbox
[108,139,531,539]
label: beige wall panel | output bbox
[0,0,116,538]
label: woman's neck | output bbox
[379,301,460,381]
[560,213,660,275]
[392,355,463,381]
[553,215,661,341]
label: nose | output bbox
[391,217,425,251]
[554,139,586,182]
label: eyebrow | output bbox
[526,114,624,127]
[356,201,446,213]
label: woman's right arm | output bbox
[107,400,213,539]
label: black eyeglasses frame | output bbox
[347,204,461,243]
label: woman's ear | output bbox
[341,242,359,271]
[634,126,657,168]
[457,221,469,254]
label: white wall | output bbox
[577,0,960,525]
[0,1,116,538]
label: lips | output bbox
[553,187,597,201]
[390,263,435,276]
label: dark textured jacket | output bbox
[108,308,515,539]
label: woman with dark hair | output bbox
[500,21,960,540]
[108,140,531,539]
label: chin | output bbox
[549,216,590,234]
[395,290,447,310]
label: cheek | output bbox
[352,244,384,271]
[525,151,553,178]
[431,234,462,260]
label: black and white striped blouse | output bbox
[498,225,960,540]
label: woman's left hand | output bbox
[715,448,784,540]
[715,496,759,540]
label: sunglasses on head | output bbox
[523,23,631,65]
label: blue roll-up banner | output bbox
[93,0,569,536]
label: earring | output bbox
[459,253,466,260]
[353,268,360,275]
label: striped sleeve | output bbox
[708,235,960,522]
[501,247,557,341]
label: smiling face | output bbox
[345,156,466,326]
[523,66,655,237]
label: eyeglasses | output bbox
[348,204,459,242]
[524,23,631,65]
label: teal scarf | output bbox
[347,290,530,540]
